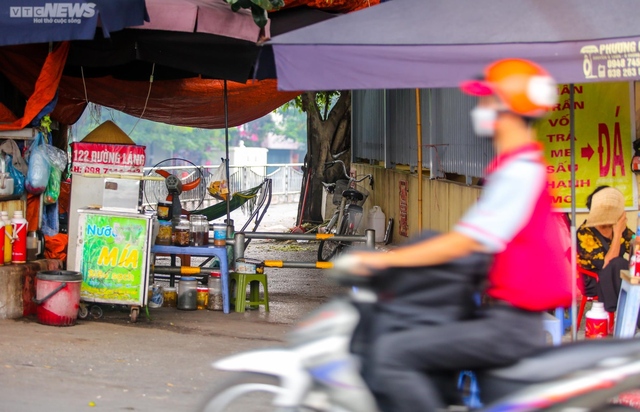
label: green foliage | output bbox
[225,0,284,28]
[273,105,307,146]
[71,106,235,166]
[283,91,341,120]
[70,101,307,165]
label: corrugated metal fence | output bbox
[353,88,494,179]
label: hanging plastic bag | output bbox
[25,132,51,194]
[6,155,25,196]
[43,145,67,205]
[44,168,62,204]
[207,160,229,201]
[44,144,68,172]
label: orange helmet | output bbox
[460,58,557,118]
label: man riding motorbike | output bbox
[345,58,573,412]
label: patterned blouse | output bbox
[576,224,633,271]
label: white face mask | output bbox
[470,107,497,137]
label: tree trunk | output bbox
[296,91,351,225]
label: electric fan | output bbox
[143,158,206,217]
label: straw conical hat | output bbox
[81,120,135,145]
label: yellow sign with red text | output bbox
[537,82,637,212]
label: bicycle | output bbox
[317,160,373,262]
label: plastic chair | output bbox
[576,266,600,330]
[229,272,269,313]
[577,266,615,333]
[576,266,599,328]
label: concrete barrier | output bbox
[0,259,63,319]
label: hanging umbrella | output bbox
[0,0,147,46]
[269,0,640,340]
[0,1,334,224]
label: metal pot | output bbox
[27,230,45,261]
[0,172,14,196]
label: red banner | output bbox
[70,142,146,174]
[399,180,408,237]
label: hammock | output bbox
[192,181,266,222]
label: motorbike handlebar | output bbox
[326,255,374,287]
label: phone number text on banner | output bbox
[70,142,146,174]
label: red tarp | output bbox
[0,42,69,131]
[281,0,380,12]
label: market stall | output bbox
[66,120,240,321]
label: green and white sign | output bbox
[78,212,150,305]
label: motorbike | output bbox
[198,242,640,412]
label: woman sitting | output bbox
[576,186,634,313]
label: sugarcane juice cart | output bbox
[68,121,152,322]
[75,206,154,322]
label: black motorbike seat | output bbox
[485,338,640,383]
[342,189,364,202]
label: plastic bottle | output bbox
[2,211,12,264]
[630,234,637,276]
[11,210,27,264]
[585,302,609,339]
[0,219,5,266]
[367,206,386,243]
[634,232,640,277]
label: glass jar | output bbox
[163,287,177,307]
[207,271,223,311]
[190,214,209,246]
[173,215,190,246]
[156,220,172,245]
[177,277,197,310]
[213,223,226,247]
[196,286,209,310]
[157,201,172,221]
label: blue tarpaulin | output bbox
[0,0,147,46]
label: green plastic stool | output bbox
[230,272,269,312]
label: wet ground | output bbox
[0,202,590,411]
[0,202,348,412]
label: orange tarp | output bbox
[0,42,69,131]
[281,0,381,12]
[0,44,299,129]
[49,76,298,129]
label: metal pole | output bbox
[570,84,578,341]
[234,232,246,261]
[365,229,375,250]
[264,260,334,269]
[224,80,231,223]
[241,231,371,243]
[416,89,423,231]
[153,266,221,275]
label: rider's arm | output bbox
[349,155,545,274]
[358,231,486,270]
